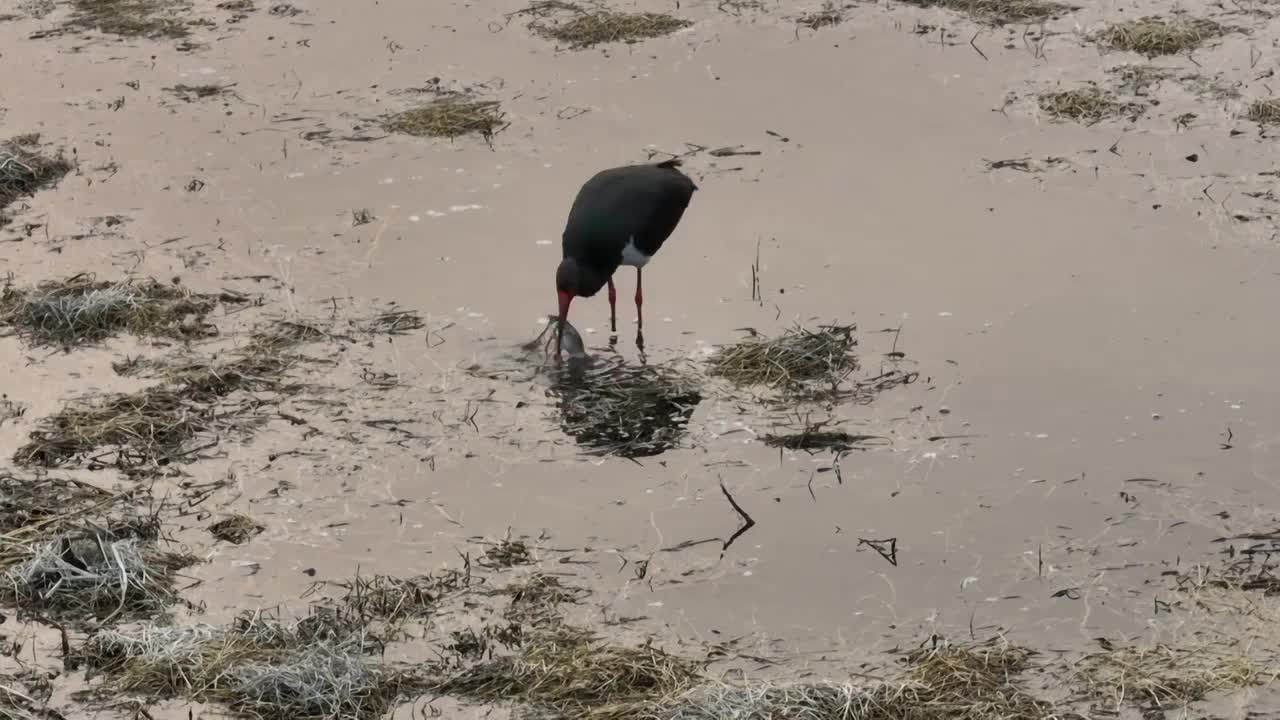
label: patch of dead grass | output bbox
[709,323,917,406]
[709,323,859,390]
[479,539,533,569]
[64,0,193,39]
[13,302,428,475]
[15,321,313,475]
[1038,86,1145,124]
[310,570,473,629]
[0,523,197,627]
[0,274,245,348]
[1072,642,1271,712]
[796,1,848,29]
[80,611,421,720]
[440,630,1056,720]
[1095,16,1225,57]
[0,675,59,720]
[1246,98,1280,125]
[894,0,1073,25]
[516,1,691,48]
[0,473,143,570]
[165,83,234,102]
[209,514,264,545]
[383,94,507,141]
[0,134,73,228]
[438,623,703,716]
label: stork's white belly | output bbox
[620,237,651,267]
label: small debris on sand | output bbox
[796,1,848,29]
[165,83,235,102]
[209,514,265,545]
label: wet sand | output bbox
[3,0,1280,716]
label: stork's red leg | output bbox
[607,278,617,333]
[635,268,643,331]
[556,291,573,360]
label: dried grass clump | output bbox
[524,1,692,48]
[1246,98,1280,125]
[16,305,428,475]
[1173,555,1280,596]
[350,307,425,336]
[441,633,1054,720]
[898,638,1051,717]
[0,274,240,348]
[165,83,233,102]
[894,0,1072,25]
[0,674,58,720]
[551,361,703,458]
[65,0,193,38]
[15,387,241,472]
[796,1,847,29]
[313,570,472,628]
[0,473,146,571]
[82,613,420,720]
[1095,16,1225,57]
[1073,643,1269,711]
[209,514,264,545]
[0,525,196,626]
[0,473,123,540]
[1038,86,1145,124]
[640,638,1049,720]
[0,134,73,227]
[438,624,703,716]
[500,573,589,627]
[709,323,858,392]
[383,94,507,141]
[16,322,312,474]
[480,539,533,569]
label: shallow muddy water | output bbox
[3,0,1280,715]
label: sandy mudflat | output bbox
[2,0,1280,718]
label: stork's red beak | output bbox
[555,290,573,357]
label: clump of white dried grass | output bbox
[1,527,193,624]
[83,614,419,720]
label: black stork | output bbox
[554,158,698,358]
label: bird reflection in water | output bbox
[532,317,702,458]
